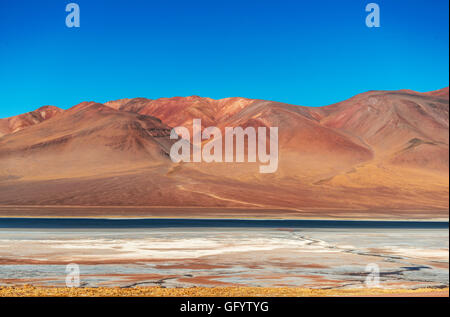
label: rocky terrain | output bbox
[0,88,448,218]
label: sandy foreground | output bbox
[0,286,448,297]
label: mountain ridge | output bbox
[0,87,448,217]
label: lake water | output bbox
[0,218,448,289]
[0,218,447,229]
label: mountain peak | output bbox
[0,105,63,136]
[0,88,448,213]
[68,101,103,111]
[423,87,449,99]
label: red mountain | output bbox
[0,106,63,137]
[0,88,448,219]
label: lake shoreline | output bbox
[0,217,448,229]
[0,205,448,222]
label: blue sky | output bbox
[0,0,448,118]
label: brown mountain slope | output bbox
[318,90,448,150]
[423,87,449,99]
[316,89,449,172]
[109,97,372,153]
[0,89,448,218]
[0,102,173,180]
[105,96,257,128]
[0,105,63,137]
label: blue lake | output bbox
[0,217,448,229]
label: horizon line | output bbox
[2,86,448,120]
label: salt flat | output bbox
[0,223,447,289]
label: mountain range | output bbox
[0,88,448,219]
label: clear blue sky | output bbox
[0,0,448,118]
